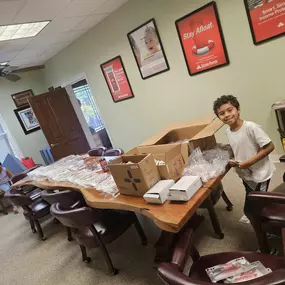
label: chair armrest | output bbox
[248,192,285,205]
[171,228,194,270]
[283,228,285,258]
[158,263,210,285]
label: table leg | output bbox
[154,212,204,263]
[205,195,224,239]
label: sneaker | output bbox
[239,215,250,224]
[13,206,19,214]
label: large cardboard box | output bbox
[141,115,223,160]
[108,154,160,197]
[126,144,185,180]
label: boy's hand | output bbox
[238,161,252,169]
[228,159,239,167]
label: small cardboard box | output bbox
[168,176,202,201]
[143,180,175,204]
[108,154,160,197]
[125,144,185,180]
[141,115,223,160]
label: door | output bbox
[29,88,90,160]
[71,79,113,148]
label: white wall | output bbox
[44,0,285,154]
[0,70,48,164]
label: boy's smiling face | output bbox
[217,102,240,127]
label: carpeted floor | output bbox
[0,164,284,285]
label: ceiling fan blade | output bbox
[12,65,45,73]
[3,73,21,82]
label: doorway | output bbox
[71,79,112,149]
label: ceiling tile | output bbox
[59,0,105,17]
[0,38,32,53]
[73,14,108,30]
[15,48,44,59]
[0,0,25,25]
[14,0,71,23]
[93,0,128,14]
[39,17,86,36]
[0,0,128,68]
[0,51,19,62]
[26,29,86,48]
[9,56,43,67]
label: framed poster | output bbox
[11,89,34,108]
[127,18,170,79]
[244,0,285,45]
[100,56,134,103]
[175,1,229,76]
[14,106,40,135]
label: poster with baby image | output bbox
[127,18,170,79]
[244,0,285,44]
[175,1,229,76]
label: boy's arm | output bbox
[6,169,14,179]
[239,142,275,169]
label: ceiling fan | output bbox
[0,63,45,82]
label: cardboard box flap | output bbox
[141,129,170,146]
[125,144,183,162]
[192,118,223,140]
[109,154,150,165]
[165,115,216,131]
[138,144,181,162]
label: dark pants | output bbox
[243,179,270,216]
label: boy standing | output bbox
[213,95,275,221]
[0,162,18,213]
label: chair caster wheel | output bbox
[68,237,73,242]
[84,257,91,263]
[216,233,224,239]
[32,229,37,233]
[226,206,233,211]
[141,240,148,246]
[42,237,47,241]
[111,268,119,275]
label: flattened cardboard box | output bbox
[126,144,185,181]
[141,115,223,159]
[108,154,160,197]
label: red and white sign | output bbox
[175,2,229,75]
[101,56,134,103]
[245,0,285,44]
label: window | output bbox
[0,114,23,162]
[72,79,105,132]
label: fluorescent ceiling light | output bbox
[0,21,50,41]
[0,61,8,66]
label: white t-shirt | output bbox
[226,121,275,183]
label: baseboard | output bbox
[270,154,282,163]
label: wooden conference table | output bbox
[14,170,227,235]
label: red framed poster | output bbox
[100,56,134,103]
[175,1,229,76]
[244,0,285,45]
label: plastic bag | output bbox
[183,147,230,182]
[27,155,119,196]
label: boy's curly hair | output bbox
[213,95,240,117]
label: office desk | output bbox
[13,172,227,234]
